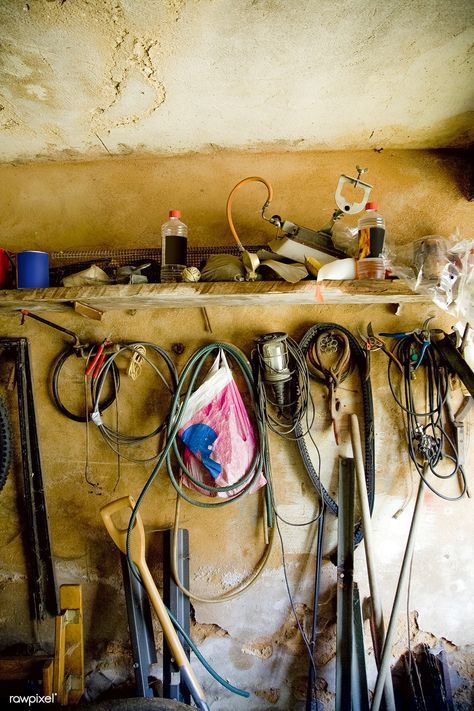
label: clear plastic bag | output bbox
[331,221,359,257]
[446,239,474,324]
[387,230,474,324]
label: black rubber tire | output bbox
[0,395,12,492]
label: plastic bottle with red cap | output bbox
[357,201,385,259]
[356,201,386,279]
[160,210,188,283]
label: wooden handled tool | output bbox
[100,496,210,711]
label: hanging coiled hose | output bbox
[126,342,274,603]
[166,344,269,507]
[295,323,375,545]
[0,395,12,492]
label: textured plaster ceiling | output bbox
[0,0,473,163]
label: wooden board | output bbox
[0,279,428,314]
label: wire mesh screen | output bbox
[49,246,267,286]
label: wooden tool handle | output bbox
[100,495,146,565]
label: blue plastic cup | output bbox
[16,251,49,289]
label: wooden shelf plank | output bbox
[0,279,427,313]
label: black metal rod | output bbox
[120,554,157,697]
[20,310,81,345]
[352,583,369,711]
[306,504,326,711]
[163,528,191,705]
[336,457,355,711]
[1,337,59,620]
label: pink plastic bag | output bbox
[178,351,266,497]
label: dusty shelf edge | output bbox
[0,279,429,313]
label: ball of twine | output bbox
[181,266,201,282]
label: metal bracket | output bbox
[335,168,373,215]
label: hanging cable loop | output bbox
[51,347,119,423]
[91,342,178,462]
[125,341,275,604]
[386,332,467,501]
[165,342,270,507]
[252,333,313,439]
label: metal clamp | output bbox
[335,166,373,215]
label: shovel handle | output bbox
[100,496,210,711]
[100,495,146,565]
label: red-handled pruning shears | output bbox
[85,336,112,380]
[359,322,403,378]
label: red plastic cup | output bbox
[0,249,10,288]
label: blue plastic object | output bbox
[16,251,49,288]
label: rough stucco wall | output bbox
[0,1,473,163]
[0,150,473,710]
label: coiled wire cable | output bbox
[387,334,466,501]
[51,347,119,423]
[252,335,315,439]
[251,333,327,689]
[91,343,178,463]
